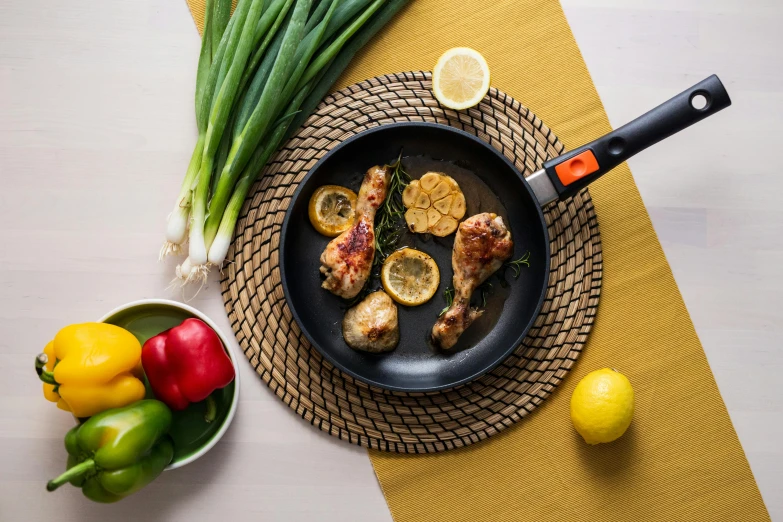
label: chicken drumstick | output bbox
[432,213,513,349]
[320,165,390,299]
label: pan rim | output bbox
[279,121,551,392]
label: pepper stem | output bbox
[47,459,95,492]
[204,394,217,423]
[35,353,58,386]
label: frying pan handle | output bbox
[542,74,731,200]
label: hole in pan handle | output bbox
[528,74,732,205]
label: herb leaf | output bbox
[480,282,492,307]
[439,286,455,316]
[504,251,531,278]
[373,151,411,265]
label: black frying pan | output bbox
[280,75,730,391]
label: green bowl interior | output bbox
[102,303,236,466]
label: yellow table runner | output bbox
[186,1,769,520]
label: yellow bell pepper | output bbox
[36,323,146,418]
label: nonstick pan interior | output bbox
[280,123,550,391]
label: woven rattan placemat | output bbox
[220,71,602,453]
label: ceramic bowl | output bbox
[100,299,239,469]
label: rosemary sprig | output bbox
[480,282,492,307]
[373,151,411,266]
[504,251,531,278]
[439,287,455,316]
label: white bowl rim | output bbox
[98,298,240,470]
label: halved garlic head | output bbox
[403,172,466,236]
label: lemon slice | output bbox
[381,248,440,306]
[432,47,491,110]
[308,185,358,237]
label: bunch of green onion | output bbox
[162,0,410,283]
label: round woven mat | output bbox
[220,71,602,453]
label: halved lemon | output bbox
[381,248,440,306]
[308,185,358,237]
[432,47,491,110]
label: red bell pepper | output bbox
[141,318,234,422]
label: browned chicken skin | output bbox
[342,291,400,352]
[432,213,514,349]
[320,165,390,299]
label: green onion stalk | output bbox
[211,7,289,202]
[232,0,296,138]
[207,86,313,266]
[218,0,288,98]
[184,0,272,282]
[211,0,232,56]
[295,0,384,90]
[232,6,293,141]
[170,0,290,279]
[161,0,235,258]
[164,0,279,260]
[213,1,253,94]
[232,0,372,140]
[305,0,332,32]
[182,0,315,276]
[211,1,291,196]
[290,0,410,132]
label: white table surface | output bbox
[1,0,780,520]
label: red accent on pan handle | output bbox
[554,150,600,187]
[543,74,731,200]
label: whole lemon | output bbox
[570,368,634,444]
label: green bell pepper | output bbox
[47,399,174,503]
